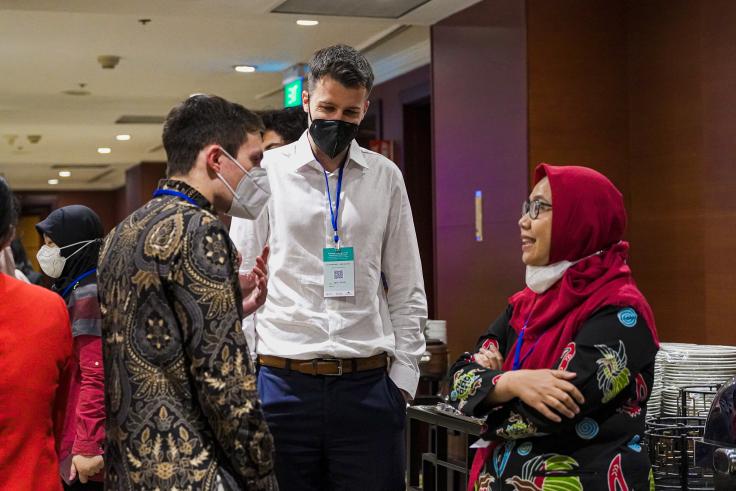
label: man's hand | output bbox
[241,246,269,316]
[70,454,104,483]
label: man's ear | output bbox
[302,90,310,115]
[203,145,224,174]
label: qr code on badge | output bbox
[333,270,344,280]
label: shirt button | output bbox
[95,362,100,366]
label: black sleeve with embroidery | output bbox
[169,216,277,489]
[485,306,658,440]
[447,306,516,417]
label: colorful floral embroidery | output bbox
[517,441,533,456]
[493,441,515,477]
[627,435,642,453]
[482,338,500,351]
[617,402,640,418]
[477,473,495,491]
[575,418,599,440]
[617,308,638,328]
[607,453,629,491]
[506,454,582,491]
[451,368,484,403]
[496,411,538,440]
[595,341,631,403]
[558,342,577,371]
[618,373,647,418]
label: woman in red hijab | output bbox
[448,164,659,491]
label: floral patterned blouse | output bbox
[98,179,277,490]
[448,305,658,491]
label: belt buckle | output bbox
[318,358,343,376]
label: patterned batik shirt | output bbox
[448,305,658,491]
[97,179,277,490]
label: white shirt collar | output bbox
[287,131,369,173]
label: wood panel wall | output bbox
[432,0,528,359]
[527,0,736,345]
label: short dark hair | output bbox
[162,94,264,177]
[307,44,374,94]
[0,177,18,243]
[261,107,308,144]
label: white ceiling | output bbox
[0,0,479,191]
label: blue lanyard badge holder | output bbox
[322,165,355,298]
[512,299,539,371]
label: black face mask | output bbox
[309,118,360,159]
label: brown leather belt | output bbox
[257,353,388,376]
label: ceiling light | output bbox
[97,147,111,154]
[297,20,319,26]
[48,179,59,185]
[116,134,131,141]
[234,65,256,73]
[59,171,72,177]
[97,55,121,70]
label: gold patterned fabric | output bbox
[98,179,277,490]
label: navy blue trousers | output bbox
[257,365,407,491]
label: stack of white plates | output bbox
[425,320,447,344]
[649,343,736,417]
[646,348,668,418]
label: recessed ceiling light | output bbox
[297,19,319,26]
[48,179,59,185]
[59,171,72,177]
[234,65,256,73]
[116,134,131,141]
[97,147,111,154]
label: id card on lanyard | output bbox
[322,164,356,297]
[324,247,355,297]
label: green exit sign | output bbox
[283,78,303,108]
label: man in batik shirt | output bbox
[97,95,276,490]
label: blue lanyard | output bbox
[512,297,538,371]
[153,188,199,207]
[323,165,345,248]
[61,268,96,298]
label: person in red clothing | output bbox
[0,177,73,491]
[36,205,106,490]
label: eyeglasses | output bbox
[522,199,552,220]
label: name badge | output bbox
[323,247,355,297]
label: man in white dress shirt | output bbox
[230,44,427,490]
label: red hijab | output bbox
[503,164,658,372]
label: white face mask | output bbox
[36,239,95,279]
[216,148,271,220]
[525,248,606,294]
